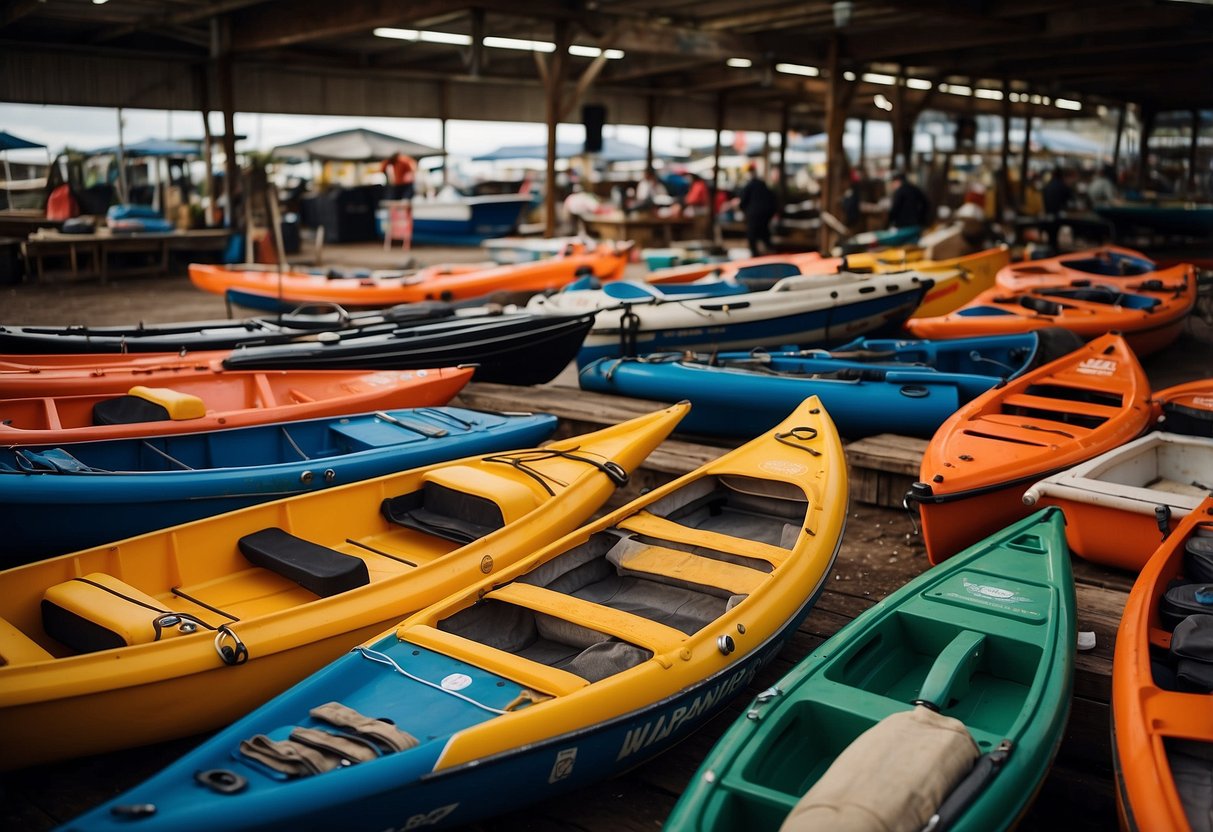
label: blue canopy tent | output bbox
[271,129,444,163]
[1,130,49,210]
[86,138,201,158]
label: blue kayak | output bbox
[0,407,556,566]
[579,329,1083,438]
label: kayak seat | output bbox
[779,705,979,832]
[238,529,370,597]
[380,466,538,544]
[607,537,770,599]
[0,615,53,666]
[618,511,790,567]
[1016,295,1064,316]
[41,573,190,653]
[92,386,206,426]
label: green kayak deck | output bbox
[666,507,1075,832]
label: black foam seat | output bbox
[380,483,505,544]
[92,395,170,426]
[237,528,369,597]
[1187,536,1213,583]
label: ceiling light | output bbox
[862,72,895,85]
[1056,98,1081,110]
[974,88,1003,100]
[483,36,555,53]
[843,71,857,81]
[569,45,625,59]
[874,94,893,111]
[906,78,932,90]
[776,63,819,77]
[945,84,972,96]
[727,58,753,68]
[373,28,472,45]
[833,1,854,27]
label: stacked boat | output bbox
[189,239,630,310]
[530,267,936,366]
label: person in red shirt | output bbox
[380,152,417,202]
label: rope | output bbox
[354,646,510,715]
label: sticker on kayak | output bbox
[1192,396,1213,408]
[759,460,809,477]
[1075,358,1117,376]
[440,673,472,691]
[549,748,577,784]
[961,578,1031,604]
[929,572,1048,622]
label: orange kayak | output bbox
[905,265,1196,357]
[905,333,1152,564]
[0,366,472,445]
[1112,496,1213,832]
[1154,378,1213,437]
[188,241,631,308]
[648,247,1006,318]
[996,245,1162,290]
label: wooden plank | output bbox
[844,433,927,508]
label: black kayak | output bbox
[0,301,460,354]
[220,312,597,386]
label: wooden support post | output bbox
[858,118,867,170]
[1019,92,1035,214]
[778,102,789,208]
[710,93,725,233]
[892,75,906,170]
[820,35,851,253]
[1137,104,1156,191]
[468,9,484,78]
[1111,104,1127,172]
[539,21,572,238]
[999,80,1012,217]
[213,16,239,232]
[646,95,656,172]
[1187,109,1200,196]
[197,64,216,228]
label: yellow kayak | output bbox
[0,403,687,769]
[851,245,1010,318]
[67,397,848,830]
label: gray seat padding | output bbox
[380,482,505,544]
[237,528,369,597]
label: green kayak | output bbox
[666,508,1074,832]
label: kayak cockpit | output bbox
[398,474,808,693]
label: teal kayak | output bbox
[666,507,1074,832]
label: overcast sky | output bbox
[0,101,722,162]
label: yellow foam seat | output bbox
[129,385,207,421]
[42,573,187,654]
[611,543,769,598]
[0,616,53,666]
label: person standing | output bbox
[1087,164,1119,206]
[380,151,417,202]
[886,172,931,229]
[739,164,777,257]
[1042,165,1074,216]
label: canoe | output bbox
[188,241,631,309]
[905,267,1197,357]
[0,366,472,446]
[219,312,595,385]
[67,396,847,831]
[666,507,1075,832]
[647,246,1008,319]
[995,246,1163,291]
[0,403,686,768]
[0,312,598,387]
[1154,378,1213,438]
[0,407,558,566]
[905,333,1153,564]
[529,270,934,366]
[1112,495,1213,832]
[0,301,461,354]
[1022,431,1213,571]
[579,329,1084,439]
